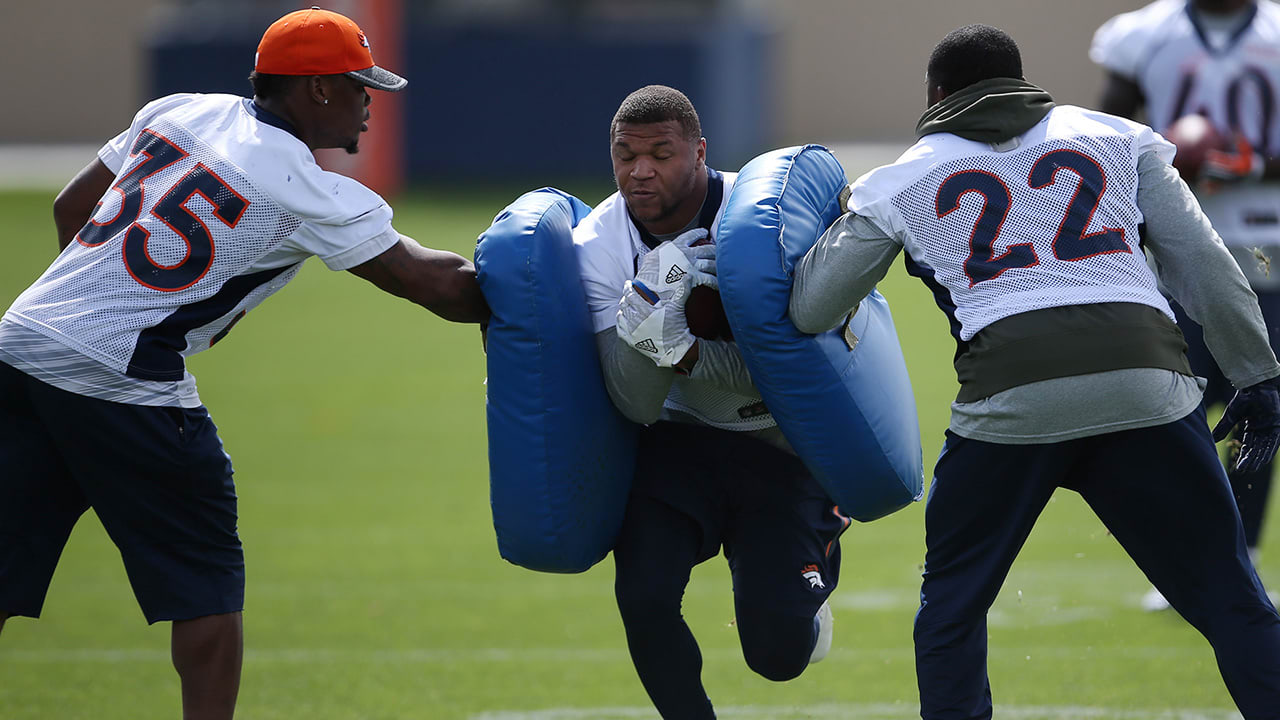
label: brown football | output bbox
[685,285,733,340]
[1165,114,1226,182]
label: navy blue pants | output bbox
[1172,292,1280,548]
[915,407,1280,719]
[613,421,847,720]
[0,361,242,624]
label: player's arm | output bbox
[789,212,901,334]
[1140,151,1280,471]
[1138,150,1279,386]
[53,158,115,251]
[595,328,675,425]
[1097,71,1144,119]
[348,235,490,323]
[685,339,759,397]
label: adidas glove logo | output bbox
[636,338,659,354]
[665,265,687,284]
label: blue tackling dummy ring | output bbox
[475,189,638,573]
[716,145,924,521]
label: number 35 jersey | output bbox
[3,93,399,391]
[848,104,1175,341]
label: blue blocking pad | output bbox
[475,189,638,573]
[716,145,924,521]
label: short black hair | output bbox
[610,85,702,142]
[248,70,304,100]
[927,24,1024,95]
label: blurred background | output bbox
[5,0,1136,190]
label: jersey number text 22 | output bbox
[937,149,1129,288]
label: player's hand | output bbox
[1203,135,1266,186]
[672,227,718,288]
[616,279,697,367]
[1212,377,1280,474]
[633,229,718,304]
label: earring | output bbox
[324,99,329,105]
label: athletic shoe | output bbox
[1141,585,1171,613]
[809,600,834,664]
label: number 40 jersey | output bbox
[3,93,399,397]
[847,104,1175,342]
[1091,0,1280,252]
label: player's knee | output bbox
[737,612,813,682]
[742,643,809,682]
[171,612,243,671]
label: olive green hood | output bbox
[916,77,1055,143]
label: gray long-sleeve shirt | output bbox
[594,329,792,451]
[790,150,1280,444]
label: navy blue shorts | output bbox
[0,361,242,624]
[626,421,847,615]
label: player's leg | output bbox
[0,361,88,630]
[1232,459,1273,563]
[32,387,244,720]
[1071,407,1280,718]
[1232,290,1280,559]
[722,435,846,682]
[613,493,714,719]
[172,612,243,720]
[613,422,722,720]
[914,432,1064,720]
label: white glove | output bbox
[634,228,718,304]
[617,279,696,367]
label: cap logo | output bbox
[358,31,369,48]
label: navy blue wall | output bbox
[149,12,773,182]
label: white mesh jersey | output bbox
[3,93,399,396]
[574,170,776,432]
[848,105,1175,342]
[1092,0,1280,247]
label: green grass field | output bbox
[0,185,1264,720]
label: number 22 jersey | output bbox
[849,104,1175,342]
[1,93,400,406]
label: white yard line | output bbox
[470,703,1242,720]
[0,643,1217,664]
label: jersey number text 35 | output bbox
[78,129,249,292]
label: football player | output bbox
[0,8,487,720]
[574,85,845,718]
[1092,0,1280,611]
[789,24,1280,719]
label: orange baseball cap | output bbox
[254,6,407,92]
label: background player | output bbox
[0,8,487,720]
[789,24,1280,718]
[1091,0,1280,611]
[572,84,846,718]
